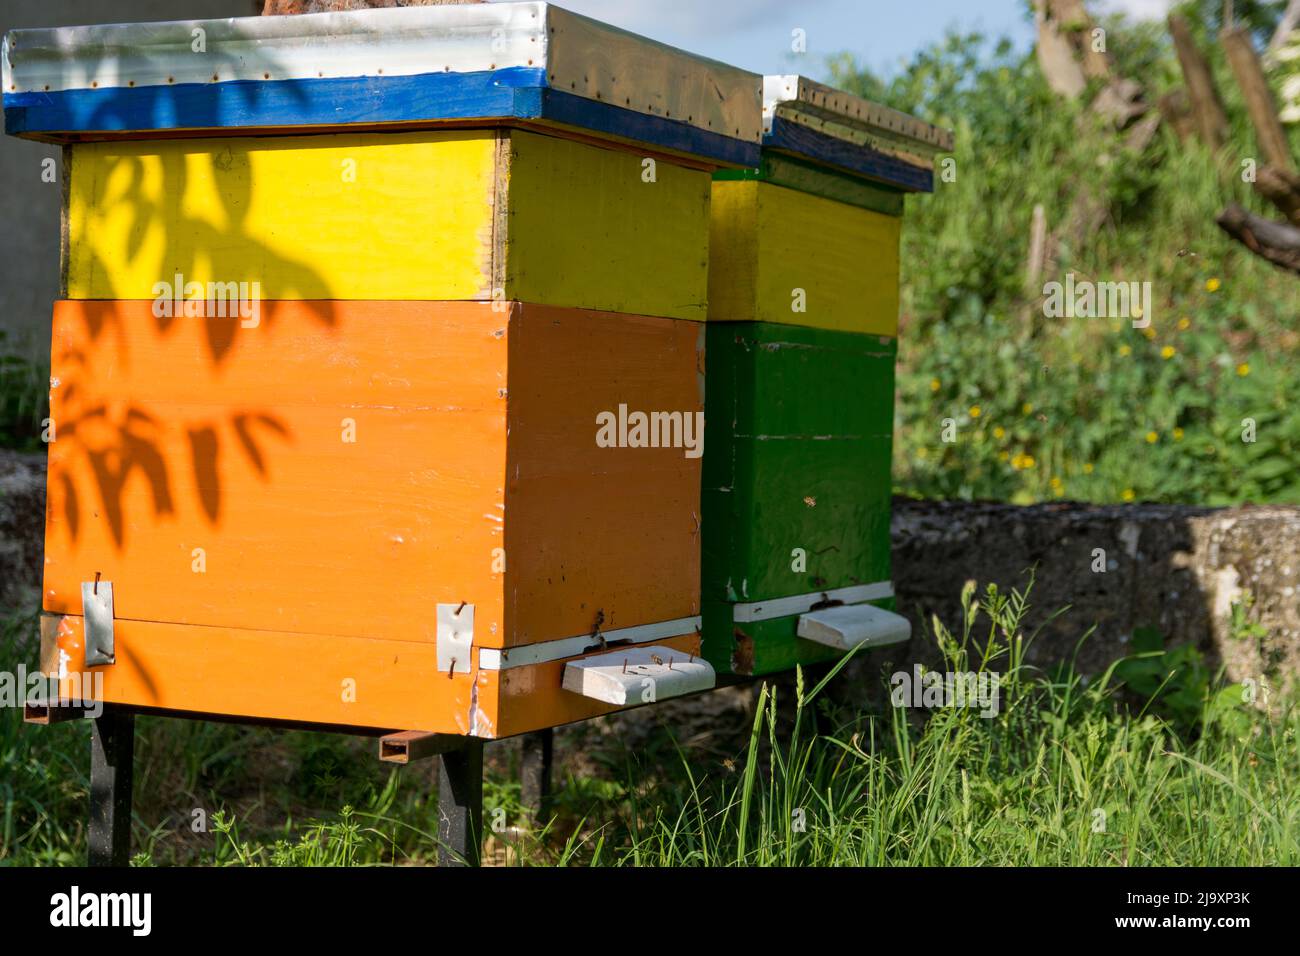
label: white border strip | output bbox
[4,4,546,94]
[732,581,893,624]
[478,614,702,671]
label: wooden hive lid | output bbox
[762,74,954,192]
[2,2,761,166]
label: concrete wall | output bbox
[0,1,258,360]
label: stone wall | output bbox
[891,498,1300,689]
[0,451,44,609]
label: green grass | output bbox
[0,330,48,453]
[4,578,1294,867]
[828,12,1300,506]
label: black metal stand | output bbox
[69,700,491,867]
[88,706,135,867]
[520,727,554,823]
[437,739,484,866]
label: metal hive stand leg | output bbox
[438,739,484,866]
[88,705,135,867]
[520,728,554,824]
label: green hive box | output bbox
[702,75,953,676]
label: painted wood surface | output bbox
[765,115,935,192]
[493,632,701,737]
[504,131,711,322]
[504,302,703,645]
[560,645,714,706]
[45,299,509,646]
[42,612,701,735]
[65,128,711,321]
[702,323,895,606]
[45,299,701,654]
[796,603,911,650]
[5,76,760,167]
[713,153,906,216]
[702,597,897,676]
[707,179,901,333]
[67,130,499,302]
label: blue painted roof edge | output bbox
[2,66,758,166]
[764,115,934,193]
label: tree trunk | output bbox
[1034,0,1087,99]
[1255,166,1300,226]
[1221,26,1296,172]
[1269,0,1300,52]
[1216,202,1300,274]
[1157,87,1195,142]
[1168,14,1231,151]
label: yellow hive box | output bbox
[707,178,902,335]
[67,129,712,322]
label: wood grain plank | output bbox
[45,299,508,644]
[44,613,479,733]
[702,324,896,606]
[708,179,901,334]
[504,130,711,321]
[67,131,498,301]
[45,299,704,654]
[42,603,701,735]
[505,303,703,646]
[714,152,906,216]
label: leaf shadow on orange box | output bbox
[43,300,703,732]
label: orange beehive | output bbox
[40,299,706,737]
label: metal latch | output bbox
[436,603,474,675]
[81,579,115,667]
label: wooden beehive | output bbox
[3,3,762,736]
[702,75,952,676]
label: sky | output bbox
[548,0,1177,81]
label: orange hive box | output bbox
[41,299,705,737]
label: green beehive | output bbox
[702,75,953,677]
